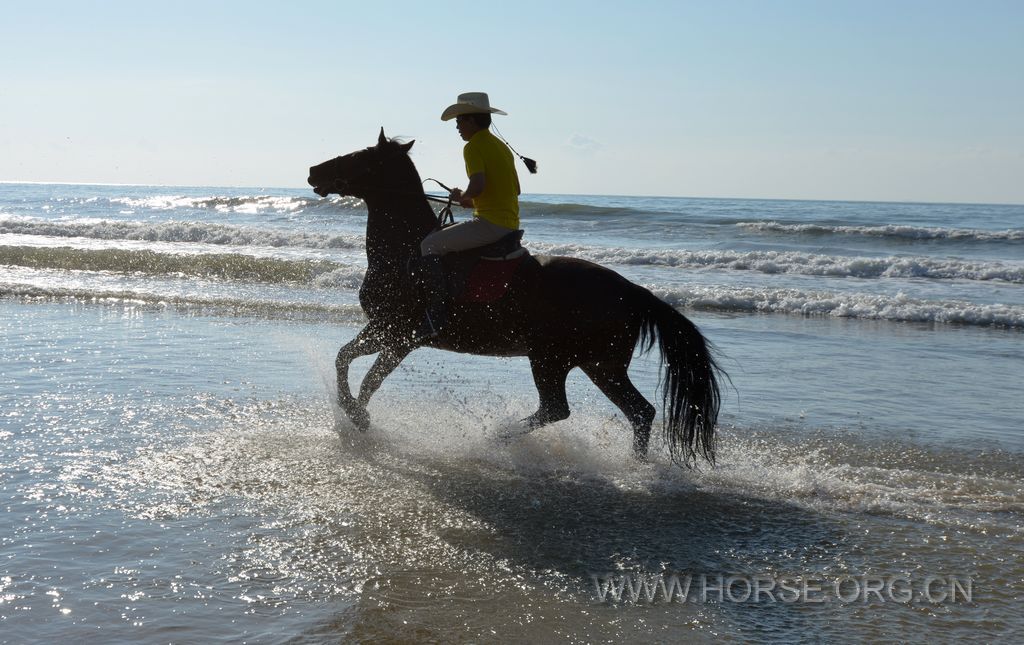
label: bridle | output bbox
[328,175,458,229]
[421,178,457,228]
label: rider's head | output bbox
[455,112,490,141]
[442,93,504,140]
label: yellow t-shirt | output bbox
[463,129,520,230]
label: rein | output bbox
[422,178,456,228]
[331,176,459,228]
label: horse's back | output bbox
[442,253,651,357]
[531,254,640,300]
[519,254,649,342]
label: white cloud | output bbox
[565,134,604,155]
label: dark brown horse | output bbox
[308,129,724,465]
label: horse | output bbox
[307,129,724,466]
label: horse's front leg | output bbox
[335,326,385,430]
[354,344,414,422]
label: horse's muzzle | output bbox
[308,173,330,197]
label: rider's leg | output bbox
[419,217,515,255]
[415,253,447,339]
[416,218,516,339]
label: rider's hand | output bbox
[450,188,473,208]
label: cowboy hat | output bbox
[440,92,508,121]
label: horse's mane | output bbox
[380,136,424,189]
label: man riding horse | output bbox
[417,92,523,340]
[307,112,723,467]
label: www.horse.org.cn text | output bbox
[590,572,974,605]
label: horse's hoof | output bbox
[496,419,535,443]
[353,415,370,432]
[349,406,370,432]
[339,397,370,432]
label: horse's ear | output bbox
[400,140,414,153]
[378,127,387,146]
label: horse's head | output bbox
[308,128,415,199]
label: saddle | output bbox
[413,230,529,304]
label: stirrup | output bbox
[413,313,440,342]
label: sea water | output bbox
[1,182,1022,641]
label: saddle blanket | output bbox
[457,253,527,303]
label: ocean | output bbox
[1,182,1022,642]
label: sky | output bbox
[1,0,1022,204]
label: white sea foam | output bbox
[109,194,363,214]
[4,256,1020,327]
[737,220,1024,242]
[0,280,366,322]
[651,284,1024,328]
[531,242,1024,283]
[0,216,363,250]
[6,217,1021,283]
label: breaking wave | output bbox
[3,254,1021,328]
[652,284,1024,328]
[2,283,365,322]
[737,221,1024,242]
[109,193,365,215]
[529,242,1024,283]
[0,216,363,250]
[0,245,365,287]
[4,217,1021,284]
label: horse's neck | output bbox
[364,195,436,274]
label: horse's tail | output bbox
[635,290,723,467]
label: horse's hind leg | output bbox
[580,362,656,461]
[521,354,573,430]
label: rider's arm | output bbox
[455,172,485,207]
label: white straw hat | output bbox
[440,92,508,121]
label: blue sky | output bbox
[1,0,1022,203]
